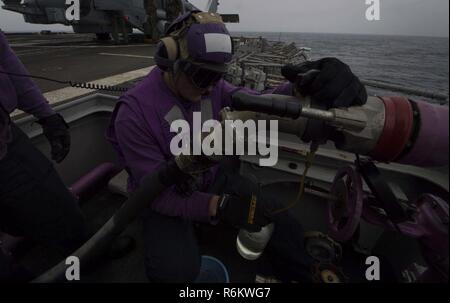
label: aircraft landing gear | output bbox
[111,14,130,44]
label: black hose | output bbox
[0,71,129,92]
[232,91,303,119]
[32,160,188,283]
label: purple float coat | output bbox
[106,67,292,223]
[0,31,55,159]
[0,32,54,117]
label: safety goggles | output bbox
[178,60,225,90]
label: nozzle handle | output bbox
[232,92,303,119]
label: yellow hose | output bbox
[271,142,319,215]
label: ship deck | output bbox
[6,33,155,116]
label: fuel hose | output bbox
[32,160,189,283]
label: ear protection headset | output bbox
[154,35,182,73]
[154,11,233,73]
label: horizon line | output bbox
[230,30,450,39]
[2,29,448,39]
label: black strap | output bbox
[154,53,175,71]
[357,159,408,223]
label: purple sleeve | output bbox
[0,32,54,118]
[266,82,294,95]
[114,104,214,223]
[220,80,293,108]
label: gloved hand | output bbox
[38,114,70,163]
[217,175,271,232]
[281,57,367,109]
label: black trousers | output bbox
[142,159,240,283]
[0,124,87,281]
[143,211,202,283]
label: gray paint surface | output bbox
[0,0,448,37]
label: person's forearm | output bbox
[221,79,294,109]
[150,186,216,223]
[0,32,54,118]
[16,88,55,118]
[264,82,294,95]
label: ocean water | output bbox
[234,32,449,103]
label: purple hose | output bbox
[399,101,449,167]
[69,163,122,201]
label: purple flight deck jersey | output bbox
[0,32,54,117]
[106,67,292,223]
[0,31,55,159]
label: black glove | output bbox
[217,175,271,232]
[38,114,70,163]
[281,58,367,109]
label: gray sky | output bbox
[0,0,448,37]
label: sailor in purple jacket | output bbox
[106,12,367,282]
[0,31,86,281]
